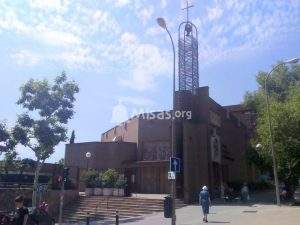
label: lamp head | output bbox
[157,17,167,29]
[256,143,262,149]
[85,152,91,158]
[284,58,299,64]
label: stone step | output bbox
[78,198,164,204]
[64,207,159,214]
[62,196,186,223]
[67,202,163,209]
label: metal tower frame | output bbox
[178,21,199,94]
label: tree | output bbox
[0,122,17,173]
[12,72,79,206]
[0,121,16,155]
[244,63,300,186]
[70,130,75,144]
[256,86,300,185]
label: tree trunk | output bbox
[32,160,43,207]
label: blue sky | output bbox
[0,0,299,162]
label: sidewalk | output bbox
[96,204,299,225]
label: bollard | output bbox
[115,210,119,225]
[86,212,90,225]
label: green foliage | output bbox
[245,145,272,172]
[81,170,98,188]
[0,121,16,154]
[244,64,300,113]
[257,86,300,185]
[115,175,127,189]
[102,169,119,188]
[244,63,300,185]
[95,173,103,188]
[13,72,79,161]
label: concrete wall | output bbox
[183,123,209,203]
[138,117,172,161]
[65,142,137,170]
[101,117,139,144]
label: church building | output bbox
[65,6,256,203]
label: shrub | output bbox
[81,170,98,188]
[95,173,103,188]
[115,175,127,189]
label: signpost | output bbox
[168,171,176,180]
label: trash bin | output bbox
[164,195,173,218]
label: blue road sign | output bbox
[170,157,181,173]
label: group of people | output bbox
[0,196,52,225]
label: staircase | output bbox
[62,195,186,223]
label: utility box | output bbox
[164,195,173,218]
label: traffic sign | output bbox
[170,157,181,173]
[168,171,176,180]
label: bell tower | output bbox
[178,1,199,93]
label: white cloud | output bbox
[194,0,300,65]
[206,6,223,21]
[54,46,100,69]
[115,0,131,8]
[136,6,154,25]
[161,0,168,9]
[29,0,70,13]
[10,50,41,66]
[146,26,162,36]
[118,32,171,91]
[118,96,155,106]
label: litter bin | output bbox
[164,195,173,218]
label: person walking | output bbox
[199,186,211,223]
[14,196,29,225]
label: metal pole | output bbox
[116,210,119,225]
[86,212,90,225]
[166,27,176,225]
[58,175,65,224]
[264,63,283,206]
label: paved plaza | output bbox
[78,204,300,225]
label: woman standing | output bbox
[199,186,211,223]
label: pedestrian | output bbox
[241,183,249,203]
[14,195,29,225]
[199,186,211,223]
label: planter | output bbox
[103,188,113,196]
[85,188,94,196]
[113,188,125,196]
[118,188,125,197]
[94,188,103,196]
[113,188,119,196]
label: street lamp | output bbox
[157,17,176,225]
[255,143,262,149]
[86,152,91,170]
[264,57,299,206]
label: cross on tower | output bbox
[182,0,194,22]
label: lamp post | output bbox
[86,152,91,170]
[157,17,176,225]
[264,58,299,206]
